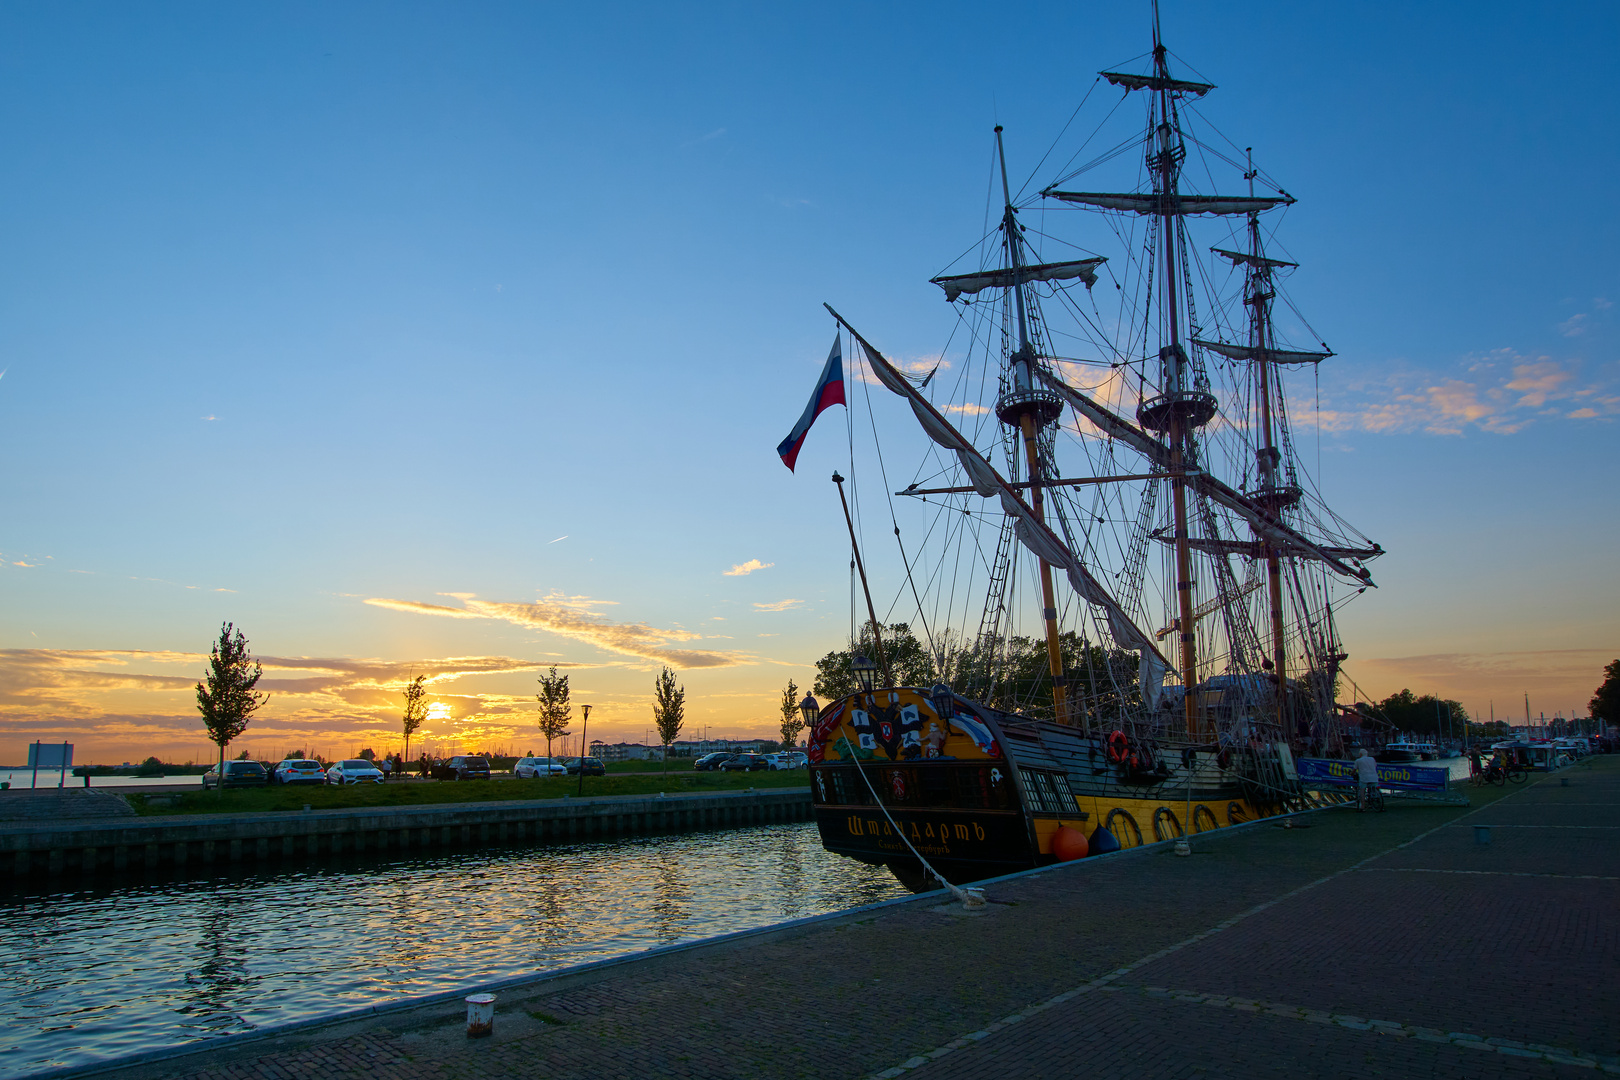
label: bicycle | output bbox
[1505,765,1529,784]
[1357,781,1385,812]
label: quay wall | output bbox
[0,788,813,883]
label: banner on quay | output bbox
[1296,757,1449,793]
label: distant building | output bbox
[588,741,656,761]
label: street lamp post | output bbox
[576,704,591,796]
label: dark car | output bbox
[202,761,268,789]
[693,752,731,771]
[564,757,605,776]
[719,753,769,773]
[430,756,491,781]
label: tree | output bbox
[1368,689,1470,737]
[536,666,572,759]
[812,623,937,699]
[401,675,428,765]
[1591,659,1620,726]
[195,622,267,792]
[653,666,685,775]
[779,679,804,749]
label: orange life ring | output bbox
[1106,730,1129,764]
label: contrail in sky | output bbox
[548,535,569,544]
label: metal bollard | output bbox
[1560,777,1570,787]
[1474,826,1491,846]
[465,993,496,1038]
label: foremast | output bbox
[990,125,1072,727]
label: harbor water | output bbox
[0,820,906,1078]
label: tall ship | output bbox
[795,5,1383,891]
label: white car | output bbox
[273,759,328,786]
[325,759,386,785]
[513,756,568,779]
[767,752,808,771]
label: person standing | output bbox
[1353,749,1380,810]
[380,756,392,782]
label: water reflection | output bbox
[0,821,903,1077]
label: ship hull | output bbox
[805,688,1328,891]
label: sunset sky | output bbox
[1,2,1616,764]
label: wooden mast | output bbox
[993,125,1072,726]
[1245,148,1290,733]
[1149,5,1202,738]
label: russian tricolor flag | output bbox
[776,336,846,471]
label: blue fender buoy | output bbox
[1089,824,1121,855]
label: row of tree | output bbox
[810,621,1141,720]
[190,621,1620,783]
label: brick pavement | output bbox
[85,755,1617,1080]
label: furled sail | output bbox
[1033,369,1375,585]
[1042,191,1293,216]
[1211,247,1296,270]
[824,304,1172,704]
[1100,70,1214,96]
[930,258,1107,302]
[1155,536,1384,562]
[1192,339,1333,366]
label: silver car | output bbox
[513,756,568,779]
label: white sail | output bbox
[1159,537,1384,562]
[824,306,1174,702]
[1211,247,1296,270]
[1100,70,1214,96]
[930,258,1106,303]
[1193,339,1332,366]
[1033,369,1375,585]
[1043,191,1293,216]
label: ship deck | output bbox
[76,754,1619,1080]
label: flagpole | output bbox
[833,470,890,687]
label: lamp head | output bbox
[852,654,878,694]
[799,694,820,727]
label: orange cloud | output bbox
[365,592,751,669]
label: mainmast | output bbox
[992,125,1073,726]
[1145,9,1205,738]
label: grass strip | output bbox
[127,769,808,816]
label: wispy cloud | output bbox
[365,592,750,669]
[724,559,773,577]
[752,599,803,613]
[1307,351,1617,436]
[680,127,727,148]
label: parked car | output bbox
[719,753,769,772]
[766,752,807,771]
[564,757,606,777]
[273,759,327,786]
[201,761,268,789]
[693,752,731,771]
[430,756,492,781]
[325,759,386,785]
[513,756,567,779]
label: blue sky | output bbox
[0,2,1615,761]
